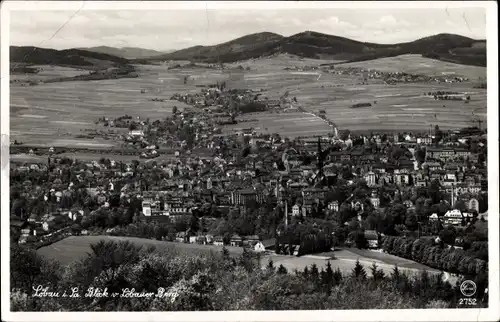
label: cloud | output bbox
[312,16,358,30]
[363,15,413,30]
[9,8,486,50]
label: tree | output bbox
[10,246,43,295]
[454,200,467,212]
[310,264,320,282]
[266,259,275,272]
[354,230,368,249]
[277,264,288,275]
[439,226,457,245]
[323,261,334,289]
[333,268,342,284]
[351,260,367,280]
[405,211,419,231]
[369,262,385,281]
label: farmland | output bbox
[10,54,487,150]
[225,112,333,138]
[338,54,486,81]
[10,65,92,82]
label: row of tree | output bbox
[381,236,488,277]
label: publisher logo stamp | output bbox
[460,280,477,297]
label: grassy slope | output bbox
[147,32,486,67]
[37,235,244,266]
[10,46,130,68]
[77,46,169,59]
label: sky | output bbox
[10,6,486,52]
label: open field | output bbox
[227,111,333,138]
[10,65,91,82]
[10,56,487,149]
[10,152,181,165]
[338,54,486,81]
[37,235,245,266]
[225,53,345,71]
[10,66,194,147]
[37,235,456,283]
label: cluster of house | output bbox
[324,66,469,84]
[11,209,83,244]
[174,230,276,253]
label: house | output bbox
[417,137,432,145]
[189,236,197,244]
[42,215,65,232]
[365,171,376,186]
[328,200,339,212]
[176,231,188,243]
[230,235,243,247]
[443,209,463,225]
[254,241,267,253]
[292,204,301,216]
[370,196,380,209]
[468,198,480,212]
[213,236,224,246]
[129,130,144,137]
[403,200,414,208]
[429,213,439,222]
[205,235,214,244]
[27,214,40,224]
[244,235,260,244]
[365,230,379,249]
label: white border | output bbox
[1,1,498,322]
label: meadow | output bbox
[226,111,333,138]
[10,54,487,149]
[10,65,91,82]
[37,235,453,282]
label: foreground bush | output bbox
[11,241,487,311]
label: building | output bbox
[328,200,339,212]
[443,209,463,225]
[417,137,432,145]
[230,189,265,205]
[142,199,152,216]
[365,230,379,249]
[429,213,439,221]
[253,241,266,253]
[468,198,480,212]
[365,171,376,187]
[370,196,380,209]
[230,235,243,247]
[129,130,145,137]
[213,236,224,246]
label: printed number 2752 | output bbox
[459,298,477,306]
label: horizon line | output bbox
[9,30,487,54]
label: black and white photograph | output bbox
[1,1,498,321]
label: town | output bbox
[7,5,493,313]
[10,83,488,264]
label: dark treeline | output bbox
[381,235,488,297]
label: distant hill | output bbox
[77,46,172,59]
[146,32,284,63]
[144,31,486,67]
[10,46,130,68]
